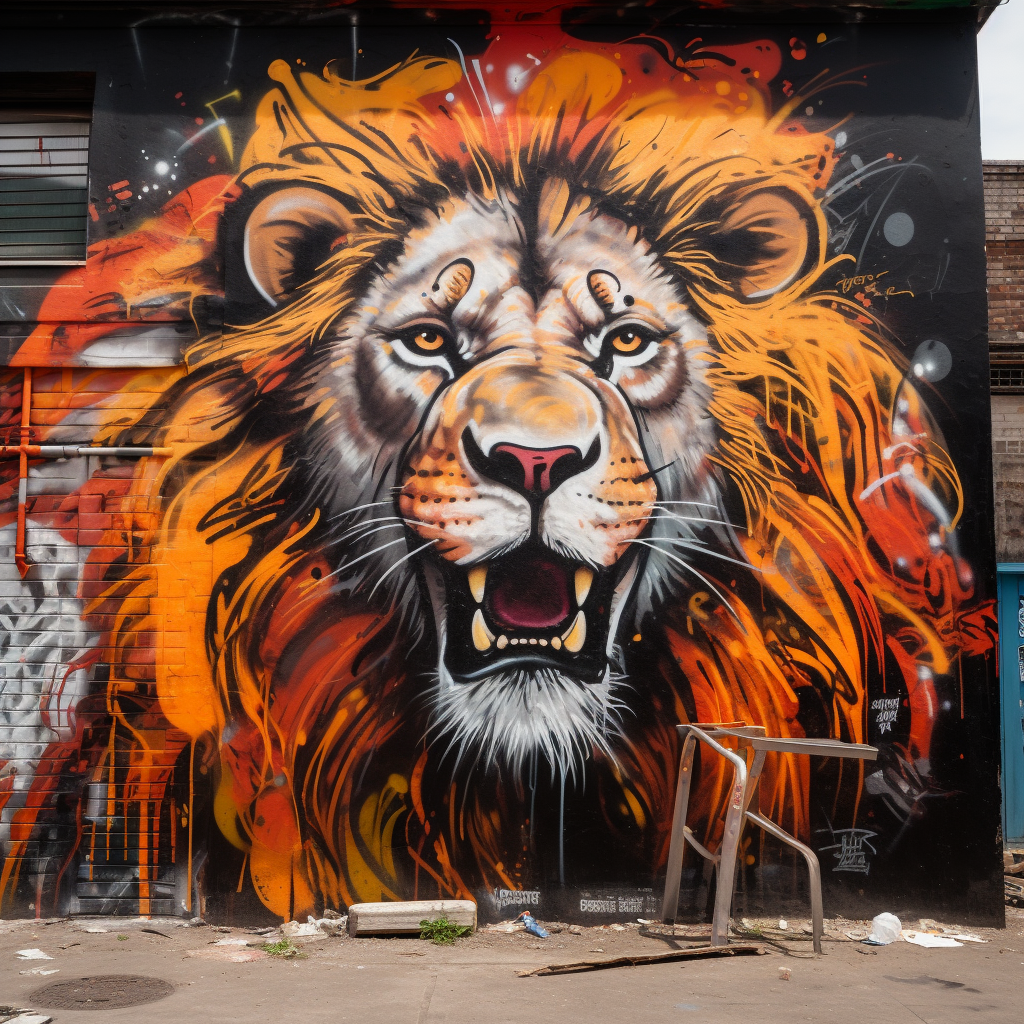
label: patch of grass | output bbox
[117,934,128,941]
[419,916,472,945]
[261,937,303,958]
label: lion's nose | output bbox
[463,430,600,496]
[491,443,579,494]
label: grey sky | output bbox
[979,1,1024,158]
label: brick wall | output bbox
[985,161,1024,562]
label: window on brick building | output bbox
[985,161,1024,394]
[0,73,94,264]
[990,343,1024,394]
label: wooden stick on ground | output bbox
[518,943,765,977]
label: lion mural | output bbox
[2,36,984,921]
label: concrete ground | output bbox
[2,907,1023,1024]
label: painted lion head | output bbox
[42,40,975,918]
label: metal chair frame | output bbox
[660,722,878,954]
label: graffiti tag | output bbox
[836,269,914,307]
[819,829,878,875]
[492,888,540,910]
[578,894,656,913]
[580,899,618,913]
[870,697,900,735]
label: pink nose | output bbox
[491,443,580,494]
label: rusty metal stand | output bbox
[661,723,878,954]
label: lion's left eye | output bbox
[603,325,660,358]
[401,326,454,352]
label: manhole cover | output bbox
[31,975,174,1010]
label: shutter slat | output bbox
[0,118,90,262]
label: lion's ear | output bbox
[243,187,356,307]
[707,188,816,300]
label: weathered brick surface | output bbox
[985,161,1024,347]
[985,162,1024,562]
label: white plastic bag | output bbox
[863,912,902,945]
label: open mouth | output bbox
[431,543,632,683]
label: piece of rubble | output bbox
[186,947,268,962]
[347,899,476,937]
[278,914,347,939]
[313,914,347,936]
[280,920,320,938]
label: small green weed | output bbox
[419,916,472,945]
[117,934,128,941]
[261,937,303,958]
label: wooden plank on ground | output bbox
[347,899,477,937]
[518,943,765,976]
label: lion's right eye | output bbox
[400,326,453,353]
[390,323,465,378]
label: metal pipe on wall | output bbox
[14,367,31,577]
[0,366,172,577]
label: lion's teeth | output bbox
[575,567,594,605]
[562,611,586,652]
[551,636,562,650]
[539,638,548,646]
[472,608,494,651]
[497,634,508,649]
[468,564,488,604]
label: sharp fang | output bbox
[472,608,494,651]
[562,611,586,652]
[551,636,562,650]
[497,635,508,649]
[575,567,594,605]
[468,564,488,603]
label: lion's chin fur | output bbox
[426,664,630,783]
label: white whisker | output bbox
[651,508,743,531]
[638,537,769,574]
[326,499,395,523]
[628,538,745,630]
[327,515,407,544]
[652,500,721,509]
[367,539,437,600]
[321,536,409,582]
